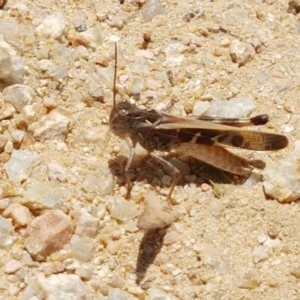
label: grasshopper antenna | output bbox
[113,42,118,109]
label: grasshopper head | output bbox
[109,101,135,138]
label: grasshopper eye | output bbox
[119,109,128,116]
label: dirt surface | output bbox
[0,0,300,299]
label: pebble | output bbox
[36,12,66,39]
[147,288,173,300]
[82,169,114,196]
[106,196,139,222]
[82,125,110,144]
[192,101,210,116]
[0,46,13,80]
[137,191,178,230]
[230,40,256,66]
[22,181,66,210]
[107,274,125,289]
[75,264,94,280]
[142,0,166,22]
[37,59,67,80]
[0,35,24,84]
[0,180,16,199]
[0,198,9,210]
[4,150,40,184]
[4,259,21,274]
[2,203,32,227]
[252,246,271,263]
[0,215,14,247]
[263,141,300,203]
[69,28,102,49]
[75,212,99,238]
[70,234,96,262]
[28,109,71,142]
[47,161,67,182]
[36,273,89,299]
[282,124,295,134]
[203,97,255,118]
[9,128,25,144]
[2,84,35,112]
[234,270,260,289]
[25,210,74,261]
[165,40,185,67]
[107,287,138,300]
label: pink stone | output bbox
[25,210,74,261]
[4,259,21,274]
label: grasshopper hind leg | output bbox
[150,153,180,204]
[123,141,137,199]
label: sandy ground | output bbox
[0,0,300,299]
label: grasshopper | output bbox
[109,44,288,200]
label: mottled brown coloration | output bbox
[109,43,288,199]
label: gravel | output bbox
[0,0,298,299]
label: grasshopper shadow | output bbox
[135,227,168,284]
[108,154,254,192]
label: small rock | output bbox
[75,212,99,238]
[37,273,90,299]
[2,84,35,112]
[37,59,67,80]
[0,215,14,247]
[0,46,13,79]
[107,14,126,30]
[0,35,24,84]
[9,128,25,144]
[252,246,271,263]
[192,101,210,116]
[3,203,32,227]
[70,234,96,262]
[25,210,74,261]
[82,126,109,144]
[107,275,125,289]
[4,259,21,274]
[4,150,40,184]
[0,180,16,199]
[23,181,66,210]
[0,198,9,210]
[142,0,166,22]
[263,141,300,203]
[147,288,173,300]
[47,161,67,182]
[107,288,138,300]
[230,40,256,66]
[106,240,121,255]
[203,97,255,118]
[137,191,178,230]
[36,12,66,39]
[18,103,47,126]
[106,196,139,222]
[82,169,114,196]
[68,27,102,49]
[234,270,260,289]
[28,109,71,142]
[165,40,185,67]
[75,265,94,280]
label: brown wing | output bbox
[155,113,288,151]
